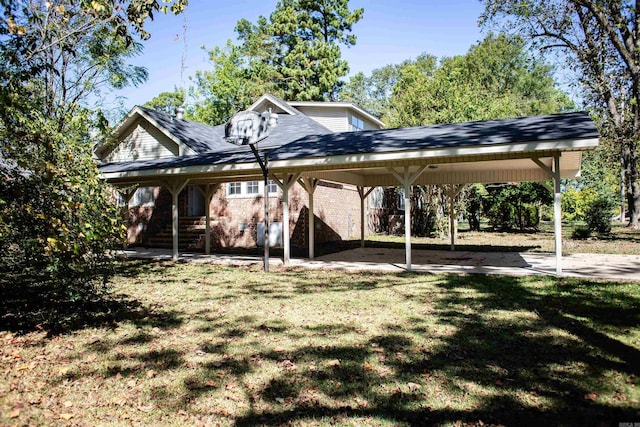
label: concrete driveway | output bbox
[121,247,640,281]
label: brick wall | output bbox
[122,180,365,249]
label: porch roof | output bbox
[99,111,599,188]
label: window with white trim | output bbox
[350,114,365,131]
[267,180,278,194]
[228,182,241,195]
[246,181,259,194]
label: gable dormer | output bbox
[96,107,199,163]
[288,101,385,132]
[249,94,385,133]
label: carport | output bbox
[99,111,599,276]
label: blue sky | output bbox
[114,0,487,112]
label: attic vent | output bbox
[175,106,185,120]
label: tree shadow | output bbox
[0,265,183,335]
[225,274,639,426]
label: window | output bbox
[267,180,278,194]
[350,114,365,131]
[228,182,241,195]
[246,181,259,194]
[397,188,405,211]
[130,187,155,207]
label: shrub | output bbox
[584,196,615,234]
[487,200,514,230]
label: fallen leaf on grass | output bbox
[60,413,73,420]
[363,362,373,371]
[326,359,340,367]
[407,382,422,391]
[137,404,154,413]
[146,370,156,379]
[63,401,73,408]
[8,409,20,418]
[204,379,217,388]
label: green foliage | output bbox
[481,0,640,226]
[562,187,597,221]
[384,33,574,127]
[144,88,186,115]
[485,183,550,231]
[339,54,437,118]
[584,196,616,234]
[0,0,184,332]
[463,184,489,231]
[189,41,277,125]
[235,0,363,101]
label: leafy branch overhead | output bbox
[0,0,187,332]
[481,0,640,227]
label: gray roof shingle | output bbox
[99,111,598,174]
[138,106,331,154]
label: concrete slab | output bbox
[119,247,640,281]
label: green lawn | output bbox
[1,261,639,426]
[362,221,640,255]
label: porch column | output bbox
[388,166,426,271]
[532,156,563,275]
[165,179,189,261]
[272,173,301,265]
[197,183,219,255]
[357,186,376,248]
[553,156,562,275]
[443,185,464,251]
[299,177,319,259]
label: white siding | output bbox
[295,106,348,132]
[106,120,179,162]
[363,117,381,130]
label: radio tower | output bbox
[180,13,188,87]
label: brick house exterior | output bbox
[98,94,384,251]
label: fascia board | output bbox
[101,137,598,181]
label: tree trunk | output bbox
[624,139,640,227]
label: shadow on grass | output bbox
[224,274,639,426]
[0,268,183,336]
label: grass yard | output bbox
[1,261,639,426]
[362,221,640,255]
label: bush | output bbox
[487,201,514,230]
[584,196,615,234]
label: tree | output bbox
[188,40,279,125]
[0,0,187,332]
[144,88,186,115]
[386,33,573,127]
[481,0,640,227]
[339,54,437,118]
[236,0,363,101]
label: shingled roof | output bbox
[99,111,598,174]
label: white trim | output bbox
[249,94,300,116]
[288,100,385,128]
[102,137,598,182]
[97,107,196,159]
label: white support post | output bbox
[404,172,412,269]
[442,185,464,251]
[357,186,375,248]
[272,173,301,265]
[165,179,189,261]
[197,184,219,255]
[299,177,319,259]
[553,156,562,275]
[387,166,426,271]
[532,156,562,275]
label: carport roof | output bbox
[99,111,599,186]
